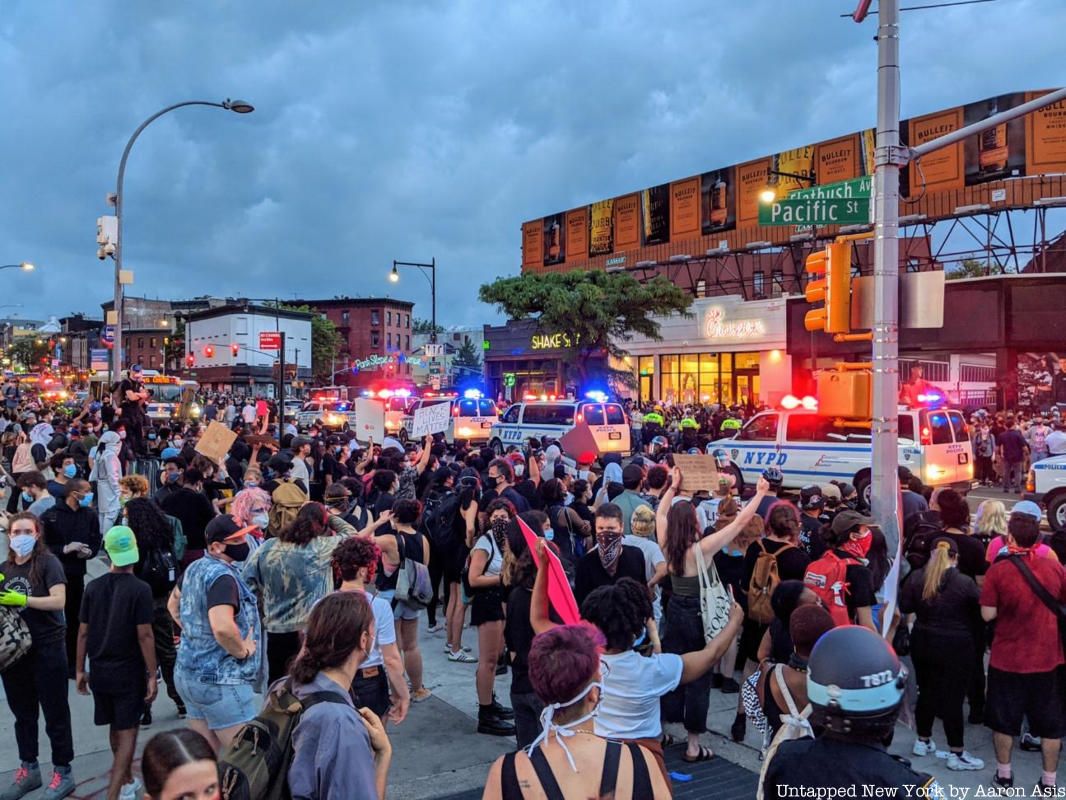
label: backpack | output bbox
[219,679,348,800]
[421,491,460,550]
[139,546,179,596]
[903,512,944,570]
[747,540,794,624]
[268,479,308,538]
[803,551,858,627]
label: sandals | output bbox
[682,746,716,763]
[660,733,679,748]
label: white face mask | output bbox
[118,430,127,440]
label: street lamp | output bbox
[0,262,34,272]
[110,98,254,384]
[389,258,437,343]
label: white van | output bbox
[488,400,631,456]
[400,395,499,444]
[711,406,975,503]
[1025,454,1066,533]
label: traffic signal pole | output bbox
[869,0,903,597]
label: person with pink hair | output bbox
[230,486,271,553]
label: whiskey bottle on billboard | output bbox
[978,98,1008,176]
[546,219,561,263]
[642,187,668,244]
[710,177,728,227]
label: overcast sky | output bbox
[1,0,1060,327]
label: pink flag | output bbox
[517,515,581,625]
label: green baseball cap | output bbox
[104,525,140,567]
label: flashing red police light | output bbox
[203,345,215,358]
[230,343,240,357]
[781,394,819,411]
[185,354,195,368]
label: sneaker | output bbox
[445,643,472,654]
[989,774,1014,795]
[426,622,443,634]
[175,701,187,719]
[1034,782,1059,798]
[140,706,152,727]
[42,768,75,800]
[912,738,938,757]
[119,777,142,800]
[448,649,477,663]
[0,763,42,800]
[1021,732,1043,752]
[477,714,516,737]
[946,751,984,771]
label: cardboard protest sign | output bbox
[671,453,720,496]
[411,401,451,437]
[557,423,599,458]
[195,421,238,463]
[354,399,385,443]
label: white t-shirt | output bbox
[473,534,503,577]
[242,404,257,423]
[623,535,666,583]
[290,457,310,487]
[361,590,396,669]
[595,650,683,740]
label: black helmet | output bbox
[800,484,825,511]
[807,626,906,738]
[650,435,669,453]
[762,467,784,487]
[709,447,731,470]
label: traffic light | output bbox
[203,345,215,358]
[804,241,852,334]
[185,354,195,368]
[230,343,240,357]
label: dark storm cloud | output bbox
[0,0,1059,324]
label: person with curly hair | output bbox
[332,537,409,726]
[242,501,361,683]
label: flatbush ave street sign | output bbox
[758,196,870,226]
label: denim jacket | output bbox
[176,554,262,686]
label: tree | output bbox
[164,317,186,370]
[946,258,1002,280]
[281,305,342,383]
[451,337,482,381]
[479,270,693,387]
[413,318,444,335]
[7,338,50,370]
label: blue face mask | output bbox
[20,491,33,505]
[544,528,555,542]
[166,472,180,483]
[63,464,77,479]
[79,492,94,508]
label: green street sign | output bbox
[789,175,872,200]
[503,372,516,387]
[758,197,870,226]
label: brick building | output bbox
[293,297,416,391]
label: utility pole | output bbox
[278,331,287,406]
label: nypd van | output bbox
[399,393,499,445]
[488,399,630,455]
[1025,454,1066,533]
[711,405,975,503]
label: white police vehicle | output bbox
[711,403,975,503]
[1025,454,1066,533]
[400,392,499,445]
[296,400,358,432]
[487,397,631,456]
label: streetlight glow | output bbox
[20,262,34,271]
[759,189,777,204]
[389,266,400,283]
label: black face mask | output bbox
[485,475,499,490]
[224,541,250,562]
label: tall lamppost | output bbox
[0,262,35,273]
[389,258,437,343]
[110,98,254,384]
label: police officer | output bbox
[117,364,149,457]
[678,416,700,451]
[761,626,942,799]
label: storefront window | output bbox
[700,354,718,402]
[653,350,764,407]
[661,355,679,404]
[638,356,655,403]
[680,354,699,405]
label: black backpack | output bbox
[903,512,945,570]
[421,490,460,549]
[139,547,178,596]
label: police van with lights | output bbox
[399,390,499,445]
[1025,455,1066,534]
[487,392,631,455]
[711,393,975,503]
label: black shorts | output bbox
[92,687,145,730]
[470,589,505,627]
[351,667,390,719]
[443,546,469,586]
[985,666,1066,739]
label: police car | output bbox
[400,391,499,445]
[1025,454,1066,533]
[487,396,630,455]
[711,401,975,503]
[296,400,358,432]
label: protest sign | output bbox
[411,401,451,437]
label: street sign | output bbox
[102,325,115,344]
[424,343,445,357]
[504,372,516,388]
[758,197,870,226]
[789,176,872,200]
[259,331,282,351]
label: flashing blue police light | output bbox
[584,390,609,404]
[917,392,945,409]
[463,388,483,400]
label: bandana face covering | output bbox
[841,529,872,560]
[596,530,624,575]
[491,519,509,552]
[527,679,605,772]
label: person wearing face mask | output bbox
[483,624,670,800]
[803,510,879,631]
[0,512,78,800]
[17,471,55,518]
[153,457,185,505]
[480,459,529,522]
[46,454,78,498]
[168,515,261,752]
[574,504,648,608]
[40,478,101,678]
[243,502,364,683]
[91,430,123,534]
[160,469,217,568]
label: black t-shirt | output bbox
[79,572,153,692]
[938,531,988,580]
[574,545,647,607]
[742,539,811,591]
[161,487,216,551]
[1,553,67,645]
[118,378,144,417]
[830,548,877,616]
[480,486,530,514]
[898,566,980,637]
[177,570,239,612]
[800,515,828,559]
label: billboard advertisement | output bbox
[521,89,1066,272]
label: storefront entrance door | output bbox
[737,372,760,407]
